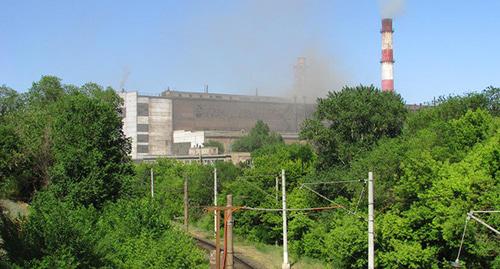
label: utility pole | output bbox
[368,172,375,269]
[275,176,279,246]
[214,167,218,238]
[150,168,154,198]
[282,169,290,269]
[226,194,234,269]
[184,176,189,232]
[215,208,221,269]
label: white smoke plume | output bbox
[119,66,130,91]
[291,48,348,101]
[378,0,406,18]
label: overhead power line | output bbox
[301,179,365,186]
[242,205,342,212]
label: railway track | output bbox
[193,236,257,269]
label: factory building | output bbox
[121,18,403,161]
[119,90,315,160]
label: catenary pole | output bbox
[282,169,290,269]
[368,172,375,269]
[215,208,221,269]
[226,194,234,269]
[275,176,279,246]
[214,168,217,238]
[184,176,189,232]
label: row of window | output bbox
[137,144,149,153]
[137,134,149,143]
[137,103,149,116]
[137,124,149,132]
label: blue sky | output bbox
[1,0,499,103]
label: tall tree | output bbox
[232,120,283,152]
[300,85,407,169]
[0,86,22,117]
[27,76,65,104]
[0,76,133,205]
[48,90,133,207]
[203,140,225,153]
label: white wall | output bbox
[149,97,173,155]
[119,92,138,159]
[173,130,205,148]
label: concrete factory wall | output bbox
[147,97,173,156]
[120,92,173,158]
[171,98,314,132]
[121,90,314,160]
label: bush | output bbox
[4,191,207,268]
[204,140,225,153]
[232,120,283,152]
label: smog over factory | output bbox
[119,1,402,161]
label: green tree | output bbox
[232,120,283,152]
[300,85,407,169]
[48,91,134,207]
[224,143,316,244]
[204,140,225,153]
[0,124,29,199]
[0,85,23,117]
[27,76,65,104]
[0,77,133,204]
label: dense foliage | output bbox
[1,78,498,268]
[0,77,206,268]
[0,77,133,205]
[216,87,499,268]
[2,191,205,268]
[231,120,283,152]
[204,140,225,153]
[301,85,407,170]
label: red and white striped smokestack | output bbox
[381,18,394,92]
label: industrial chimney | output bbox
[381,18,394,92]
[294,57,306,95]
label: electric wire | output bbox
[235,177,278,204]
[241,205,342,212]
[353,181,367,214]
[301,179,365,185]
[299,182,367,220]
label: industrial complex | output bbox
[121,18,397,162]
[120,89,315,161]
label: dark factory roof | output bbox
[160,89,313,104]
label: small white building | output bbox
[173,130,205,148]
